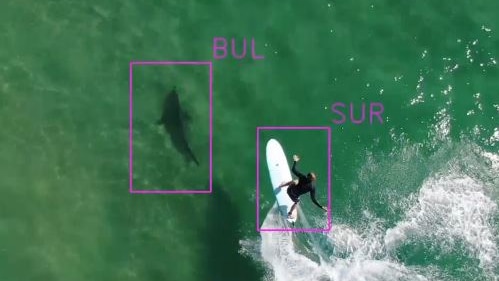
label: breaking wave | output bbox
[241,142,499,281]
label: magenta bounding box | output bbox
[256,126,332,232]
[129,61,213,194]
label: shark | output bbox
[157,87,200,166]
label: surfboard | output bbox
[265,138,298,224]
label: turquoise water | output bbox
[1,0,498,280]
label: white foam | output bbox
[488,128,499,147]
[385,173,498,273]
[430,108,451,143]
[245,145,499,281]
[482,151,499,171]
[258,208,435,281]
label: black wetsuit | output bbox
[286,161,324,209]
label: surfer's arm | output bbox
[291,161,306,180]
[310,189,325,210]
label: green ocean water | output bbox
[1,1,498,281]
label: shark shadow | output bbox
[157,87,200,166]
[199,179,265,281]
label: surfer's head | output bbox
[307,172,316,181]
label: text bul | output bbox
[213,37,264,60]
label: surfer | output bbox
[278,155,327,218]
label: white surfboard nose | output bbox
[266,138,279,149]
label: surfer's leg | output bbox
[287,190,300,217]
[288,201,299,216]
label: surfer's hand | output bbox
[293,155,300,162]
[322,206,327,212]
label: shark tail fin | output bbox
[188,148,200,166]
[192,154,200,166]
